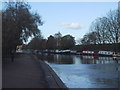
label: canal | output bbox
[36,53,120,88]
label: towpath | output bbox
[2,53,67,89]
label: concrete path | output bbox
[2,53,49,88]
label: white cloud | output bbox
[60,22,83,30]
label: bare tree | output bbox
[80,32,97,45]
[106,10,120,43]
[89,9,120,44]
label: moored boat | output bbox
[98,51,113,57]
[113,54,120,58]
[82,50,98,55]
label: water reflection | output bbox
[36,53,120,88]
[37,54,74,64]
[36,53,120,64]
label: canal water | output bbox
[37,53,120,88]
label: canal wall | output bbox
[32,54,68,89]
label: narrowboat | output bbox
[82,51,98,55]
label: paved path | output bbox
[2,53,49,88]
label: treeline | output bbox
[73,43,120,52]
[75,4,120,52]
[24,32,75,50]
[80,7,120,45]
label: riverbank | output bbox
[33,54,67,88]
[2,53,67,89]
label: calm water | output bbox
[37,53,120,88]
[37,53,120,64]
